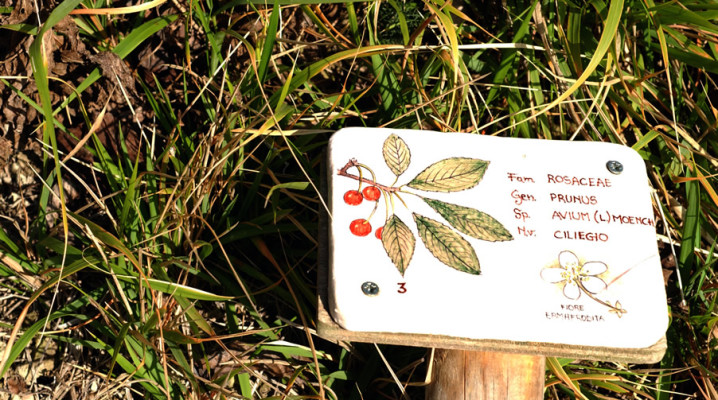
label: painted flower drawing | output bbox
[541,250,607,300]
[541,250,627,317]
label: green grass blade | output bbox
[679,168,701,286]
[0,256,98,375]
[29,0,83,248]
[257,0,281,85]
[485,0,536,106]
[504,0,624,132]
[115,276,234,301]
[69,212,140,269]
[52,14,179,115]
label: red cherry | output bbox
[375,226,383,239]
[343,190,363,205]
[350,219,372,236]
[362,186,381,201]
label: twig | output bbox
[337,158,399,193]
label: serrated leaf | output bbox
[408,158,489,192]
[381,215,415,276]
[413,213,480,275]
[382,134,411,176]
[424,198,513,242]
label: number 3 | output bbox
[397,282,407,294]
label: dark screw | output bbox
[606,160,623,175]
[361,281,380,296]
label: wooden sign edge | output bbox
[317,293,665,364]
[318,147,667,365]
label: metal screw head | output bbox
[606,160,623,175]
[361,281,380,296]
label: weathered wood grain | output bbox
[426,350,545,400]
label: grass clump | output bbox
[0,0,716,398]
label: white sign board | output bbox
[327,128,668,350]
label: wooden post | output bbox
[426,350,545,400]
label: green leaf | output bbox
[264,181,310,207]
[257,0,281,85]
[485,0,537,105]
[238,373,253,398]
[267,43,408,108]
[382,134,411,177]
[408,158,489,192]
[116,276,234,301]
[69,212,140,270]
[424,198,513,242]
[29,0,85,255]
[174,295,214,335]
[413,213,480,274]
[679,168,700,283]
[53,14,179,115]
[381,215,415,276]
[649,3,718,35]
[1,256,99,376]
[631,130,661,152]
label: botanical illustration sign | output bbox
[337,134,512,276]
[328,128,668,350]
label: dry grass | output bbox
[0,0,716,398]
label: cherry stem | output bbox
[382,188,391,220]
[356,164,364,190]
[394,192,409,209]
[365,195,380,222]
[338,159,399,193]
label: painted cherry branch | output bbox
[337,158,400,194]
[337,134,513,277]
